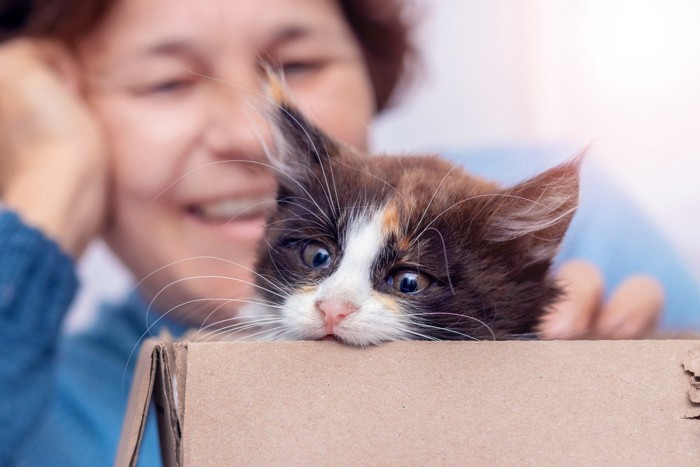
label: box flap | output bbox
[153,340,183,466]
[114,338,185,467]
[176,339,700,465]
[114,339,160,467]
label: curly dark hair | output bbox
[0,0,416,111]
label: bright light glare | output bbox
[576,0,699,94]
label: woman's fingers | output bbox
[539,260,604,339]
[0,39,85,155]
[539,260,664,340]
[0,38,108,257]
[593,276,664,339]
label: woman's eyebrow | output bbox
[266,24,316,49]
[139,40,200,58]
[126,39,207,71]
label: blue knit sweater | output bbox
[1,148,699,466]
[0,211,184,466]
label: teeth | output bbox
[192,197,275,221]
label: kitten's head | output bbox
[253,84,580,346]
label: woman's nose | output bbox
[202,77,272,161]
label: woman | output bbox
[0,0,694,464]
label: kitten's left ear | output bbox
[478,154,583,269]
[264,69,339,179]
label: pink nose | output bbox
[317,300,358,334]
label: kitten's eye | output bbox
[301,241,332,269]
[387,270,432,294]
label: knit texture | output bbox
[0,211,78,465]
[0,210,185,466]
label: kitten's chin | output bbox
[317,334,361,345]
[319,332,383,347]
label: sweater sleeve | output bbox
[0,210,79,465]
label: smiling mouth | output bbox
[186,197,277,223]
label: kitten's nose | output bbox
[317,300,358,334]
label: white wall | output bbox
[372,0,534,152]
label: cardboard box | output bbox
[116,339,700,466]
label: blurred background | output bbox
[374,0,700,275]
[68,0,700,330]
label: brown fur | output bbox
[255,98,580,342]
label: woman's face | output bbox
[78,0,375,324]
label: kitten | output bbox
[244,86,580,346]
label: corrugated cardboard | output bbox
[116,339,700,466]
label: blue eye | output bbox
[388,270,431,294]
[301,241,332,269]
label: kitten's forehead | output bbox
[364,154,499,235]
[381,202,401,237]
[317,207,388,302]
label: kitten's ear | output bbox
[263,68,339,181]
[478,154,583,269]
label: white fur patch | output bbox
[318,209,385,303]
[277,207,413,345]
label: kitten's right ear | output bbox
[263,68,340,187]
[476,154,583,272]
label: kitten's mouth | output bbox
[319,335,339,342]
[186,197,276,224]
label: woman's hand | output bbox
[539,260,664,339]
[0,39,108,258]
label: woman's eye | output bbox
[301,241,332,269]
[281,61,320,76]
[387,270,432,294]
[143,78,193,95]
